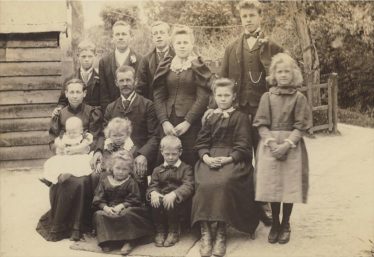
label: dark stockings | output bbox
[270,202,293,226]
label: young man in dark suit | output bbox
[136,21,175,100]
[99,21,143,110]
[92,65,159,201]
[216,0,284,230]
[52,40,101,115]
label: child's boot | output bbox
[212,221,226,257]
[154,223,166,247]
[268,221,280,244]
[278,222,291,244]
[163,223,179,247]
[200,221,212,257]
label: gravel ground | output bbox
[1,123,373,257]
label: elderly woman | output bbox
[152,26,212,167]
[36,79,103,242]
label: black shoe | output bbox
[278,222,291,244]
[268,225,280,244]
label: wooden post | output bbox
[330,73,338,133]
[306,72,314,134]
[289,1,321,106]
[327,74,333,132]
[69,0,84,71]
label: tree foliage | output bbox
[89,0,374,112]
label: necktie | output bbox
[158,51,166,60]
[81,72,90,83]
[244,31,260,39]
[122,99,131,111]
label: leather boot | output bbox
[268,223,280,244]
[212,222,226,257]
[164,222,180,247]
[278,222,291,244]
[200,221,213,257]
[154,224,166,247]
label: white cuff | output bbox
[284,139,296,148]
[264,138,276,146]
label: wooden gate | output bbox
[300,73,338,134]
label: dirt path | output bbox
[1,123,373,257]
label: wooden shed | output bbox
[0,2,72,169]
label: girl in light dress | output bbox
[253,53,312,244]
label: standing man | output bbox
[136,21,175,100]
[220,0,284,228]
[99,21,143,110]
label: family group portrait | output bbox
[0,0,373,257]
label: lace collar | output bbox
[170,55,196,73]
[213,107,236,118]
[104,137,135,152]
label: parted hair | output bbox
[112,20,131,30]
[77,40,96,54]
[115,65,136,80]
[211,78,237,94]
[109,150,134,171]
[171,25,195,44]
[267,53,304,87]
[237,0,262,15]
[151,21,171,33]
[160,135,182,151]
[104,117,133,139]
[64,78,86,92]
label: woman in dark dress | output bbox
[152,25,212,167]
[93,151,153,255]
[36,79,103,241]
[191,79,259,257]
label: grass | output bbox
[338,108,374,128]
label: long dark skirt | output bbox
[191,147,259,234]
[36,175,94,241]
[167,108,201,167]
[94,207,154,245]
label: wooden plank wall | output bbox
[0,32,62,169]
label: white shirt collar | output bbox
[170,55,196,73]
[115,47,130,66]
[156,45,169,53]
[213,106,236,118]
[121,91,136,107]
[104,137,135,152]
[80,66,93,74]
[163,159,182,168]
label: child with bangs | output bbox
[253,53,312,244]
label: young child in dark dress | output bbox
[253,53,312,244]
[147,135,194,247]
[93,151,153,255]
[192,78,259,257]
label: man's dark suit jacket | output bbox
[136,46,175,100]
[221,33,283,108]
[57,68,100,107]
[99,49,142,109]
[102,93,160,171]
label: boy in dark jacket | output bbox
[147,135,194,247]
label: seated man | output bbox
[93,65,159,202]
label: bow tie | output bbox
[245,31,260,39]
[122,99,131,110]
[163,165,177,171]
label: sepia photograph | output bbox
[0,0,373,257]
